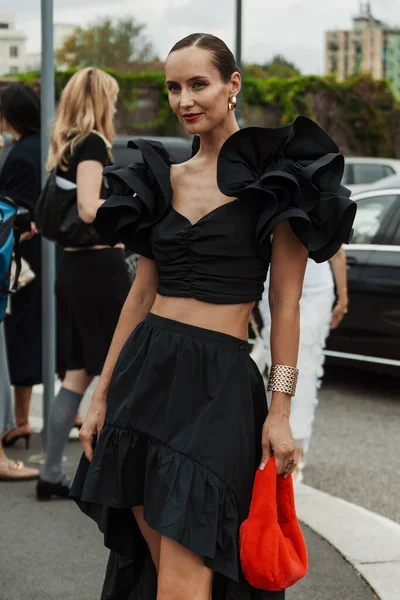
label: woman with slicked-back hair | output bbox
[35,67,130,500]
[71,34,356,599]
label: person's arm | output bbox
[80,256,158,461]
[329,246,348,330]
[76,159,105,223]
[260,221,308,476]
[0,156,38,214]
[75,134,111,223]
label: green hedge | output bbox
[242,73,398,157]
[14,70,399,156]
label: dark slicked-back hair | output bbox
[0,83,40,136]
[168,33,239,83]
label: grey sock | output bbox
[41,387,83,484]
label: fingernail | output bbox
[259,463,266,471]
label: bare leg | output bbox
[3,386,32,446]
[14,385,33,427]
[132,506,161,573]
[63,369,94,396]
[158,536,214,600]
[132,506,213,600]
[3,385,33,444]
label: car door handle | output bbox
[346,256,358,266]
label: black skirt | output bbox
[71,313,285,600]
[5,236,42,386]
[56,248,130,376]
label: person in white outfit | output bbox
[260,247,348,482]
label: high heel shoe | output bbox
[36,477,72,501]
[2,422,31,450]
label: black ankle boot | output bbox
[36,477,72,501]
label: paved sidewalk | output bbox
[296,484,400,600]
[0,432,378,600]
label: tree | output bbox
[262,55,301,78]
[244,55,301,79]
[56,17,157,69]
[243,64,269,78]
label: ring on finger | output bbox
[286,459,295,471]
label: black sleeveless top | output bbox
[94,117,356,304]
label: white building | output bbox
[0,9,27,75]
[26,23,77,72]
[54,23,76,53]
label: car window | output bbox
[393,220,400,245]
[352,163,393,184]
[383,165,395,177]
[351,195,398,244]
[342,163,352,185]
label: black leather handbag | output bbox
[35,169,101,247]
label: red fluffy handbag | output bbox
[239,456,308,591]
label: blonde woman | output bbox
[36,68,130,500]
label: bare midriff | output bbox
[150,294,254,341]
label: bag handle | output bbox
[248,457,278,525]
[248,457,296,526]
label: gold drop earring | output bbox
[228,96,237,110]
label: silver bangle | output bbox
[267,364,299,396]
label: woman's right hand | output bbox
[79,392,107,462]
[20,222,38,242]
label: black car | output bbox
[326,188,400,376]
[112,135,192,165]
[0,134,192,173]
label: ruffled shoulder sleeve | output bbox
[217,116,356,263]
[94,139,173,258]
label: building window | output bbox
[10,46,18,58]
[0,23,9,29]
[9,66,19,74]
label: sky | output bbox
[4,0,400,74]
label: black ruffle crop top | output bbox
[94,117,357,305]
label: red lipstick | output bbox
[183,113,203,122]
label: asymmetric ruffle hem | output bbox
[71,314,284,599]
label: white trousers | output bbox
[260,259,334,453]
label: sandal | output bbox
[0,459,39,481]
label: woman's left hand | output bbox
[259,408,296,477]
[330,299,348,330]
